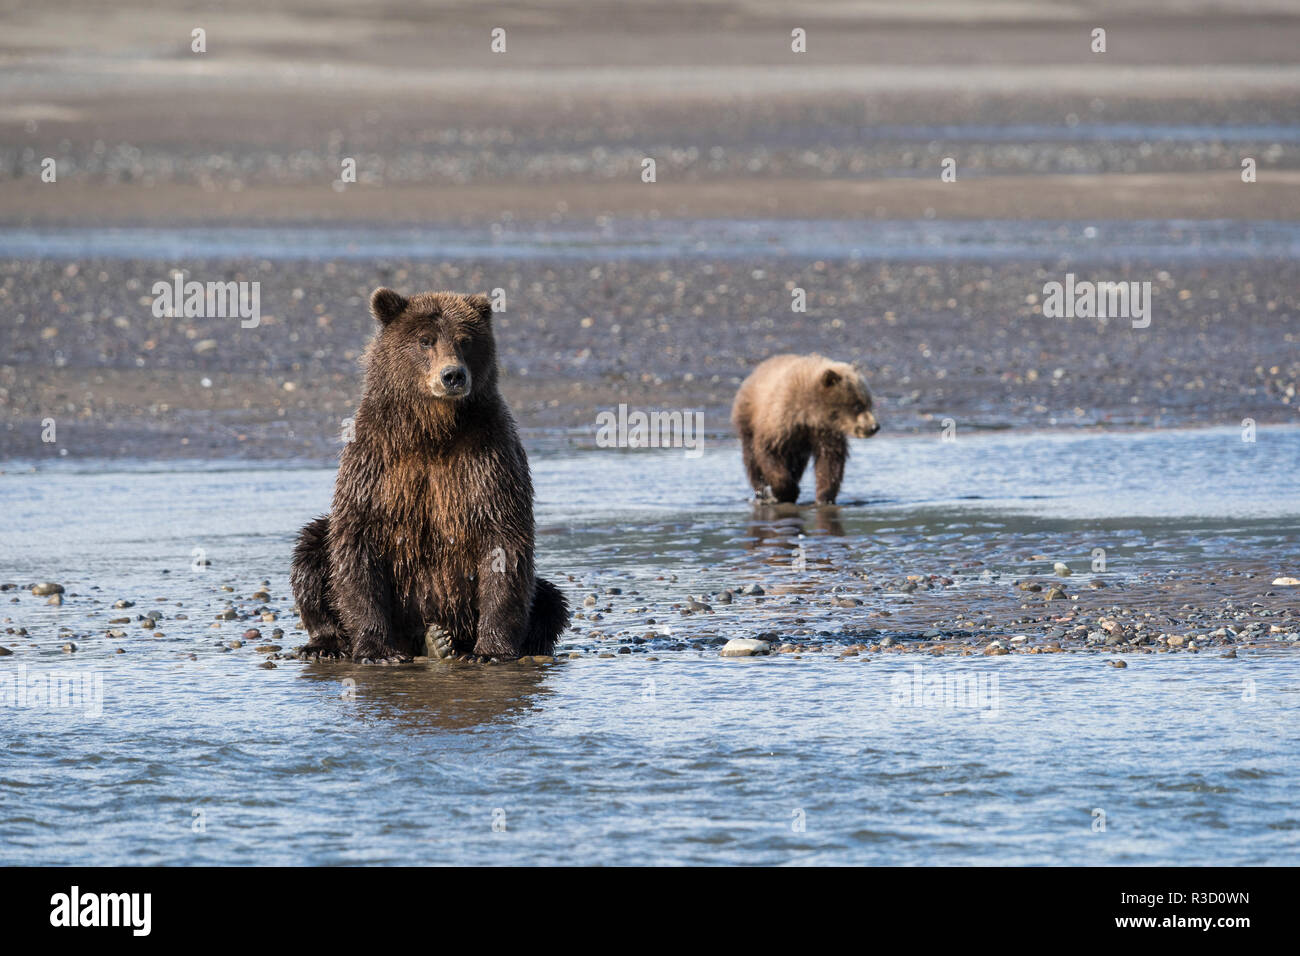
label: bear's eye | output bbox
[417,335,435,350]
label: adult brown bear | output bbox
[731,354,880,505]
[292,288,568,663]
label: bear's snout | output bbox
[853,413,880,438]
[434,364,471,397]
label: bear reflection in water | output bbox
[295,658,555,731]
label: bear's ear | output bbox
[466,293,493,320]
[821,368,842,388]
[369,287,408,325]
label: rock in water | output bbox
[720,638,772,657]
[32,582,64,596]
[1053,562,1072,576]
[1272,576,1300,586]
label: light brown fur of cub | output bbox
[731,354,879,505]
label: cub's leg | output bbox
[813,434,848,505]
[739,426,769,499]
[756,441,809,503]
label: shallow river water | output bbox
[1,425,1298,864]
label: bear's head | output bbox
[819,362,879,439]
[366,288,496,402]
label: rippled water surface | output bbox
[4,219,1299,262]
[2,426,1298,864]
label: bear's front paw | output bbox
[352,634,411,666]
[425,624,457,661]
[296,642,345,662]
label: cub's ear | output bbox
[466,292,493,319]
[369,287,408,325]
[821,368,842,388]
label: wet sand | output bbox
[2,253,1297,460]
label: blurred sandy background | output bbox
[4,0,1300,223]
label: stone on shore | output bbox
[720,638,772,657]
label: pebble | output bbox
[0,646,11,656]
[1272,577,1300,586]
[720,638,772,657]
[1109,659,1128,668]
[258,661,277,669]
[254,645,282,653]
[1054,562,1072,576]
[243,628,262,641]
[31,582,64,596]
[47,594,63,606]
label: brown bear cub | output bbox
[291,288,569,663]
[731,354,880,505]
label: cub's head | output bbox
[367,288,496,401]
[818,362,879,439]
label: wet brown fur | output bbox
[731,353,880,505]
[291,289,569,662]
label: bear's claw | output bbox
[425,624,457,661]
[297,644,344,662]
